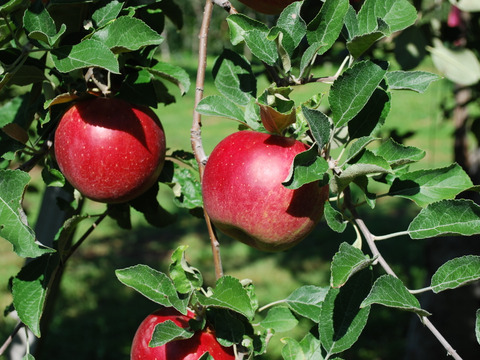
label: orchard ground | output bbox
[0,53,455,360]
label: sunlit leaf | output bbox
[431,255,480,293]
[331,242,372,288]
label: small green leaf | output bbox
[429,38,480,86]
[147,61,191,96]
[92,16,163,53]
[331,242,372,288]
[301,105,331,149]
[23,354,35,360]
[360,275,431,316]
[261,306,299,332]
[324,202,348,234]
[281,338,304,360]
[330,60,388,128]
[115,265,187,314]
[92,0,124,28]
[386,71,441,93]
[282,146,329,190]
[409,199,480,239]
[0,169,54,258]
[23,6,66,46]
[196,95,245,123]
[357,0,417,35]
[171,166,203,210]
[227,14,278,66]
[307,0,349,55]
[276,2,306,48]
[12,253,60,337]
[169,245,203,294]
[299,333,323,360]
[149,320,194,347]
[344,136,378,164]
[372,138,425,168]
[319,270,371,355]
[431,255,480,293]
[347,24,389,59]
[389,164,474,207]
[212,49,256,106]
[196,276,255,320]
[51,39,119,74]
[299,42,327,76]
[285,285,329,322]
[348,89,390,141]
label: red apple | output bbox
[202,131,329,252]
[54,97,166,203]
[236,0,300,15]
[130,308,235,360]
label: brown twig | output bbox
[345,190,462,360]
[212,0,238,14]
[191,0,224,280]
[0,322,23,356]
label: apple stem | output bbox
[191,0,224,280]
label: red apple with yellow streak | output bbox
[202,131,329,252]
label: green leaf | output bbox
[357,0,417,35]
[283,145,329,190]
[333,149,391,193]
[148,61,191,95]
[212,49,256,105]
[429,38,480,86]
[92,16,163,53]
[300,42,327,76]
[169,245,203,294]
[319,270,371,355]
[51,39,119,74]
[115,265,187,314]
[388,164,474,207]
[150,320,194,347]
[386,71,441,93]
[196,276,255,320]
[360,275,430,317]
[208,308,246,347]
[347,88,391,139]
[347,23,389,59]
[329,60,388,128]
[409,199,480,239]
[281,338,305,360]
[344,136,378,164]
[276,1,306,48]
[331,242,372,288]
[285,285,329,322]
[372,138,425,168]
[301,105,331,149]
[12,253,60,337]
[92,0,124,28]
[171,166,203,210]
[431,255,480,293]
[324,202,348,234]
[23,354,35,360]
[299,333,323,360]
[23,6,66,46]
[0,169,54,258]
[196,95,245,123]
[261,306,299,333]
[307,0,349,55]
[227,14,278,66]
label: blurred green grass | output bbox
[0,54,452,360]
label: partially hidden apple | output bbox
[130,308,235,360]
[236,0,300,15]
[54,97,166,203]
[202,131,329,252]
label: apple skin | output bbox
[236,0,300,15]
[202,131,329,252]
[130,308,235,360]
[54,97,166,203]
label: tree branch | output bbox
[345,189,463,360]
[191,0,224,280]
[212,0,238,14]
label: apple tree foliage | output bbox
[1,0,480,359]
